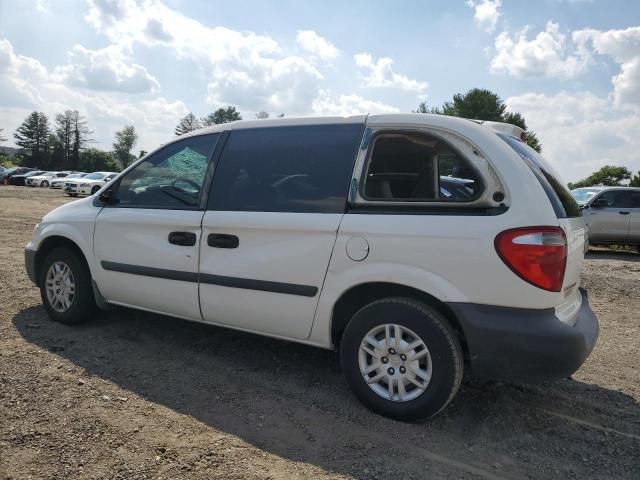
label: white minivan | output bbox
[25,114,598,421]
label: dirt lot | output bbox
[0,185,638,480]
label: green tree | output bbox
[55,110,92,169]
[79,148,119,172]
[14,111,50,166]
[112,125,138,169]
[175,112,201,135]
[568,166,632,189]
[138,150,147,158]
[629,171,640,187]
[0,128,6,143]
[201,106,242,126]
[416,89,542,152]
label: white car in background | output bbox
[26,171,69,187]
[64,172,118,196]
[50,172,87,189]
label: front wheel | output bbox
[91,185,101,195]
[67,193,78,197]
[340,297,463,421]
[39,247,95,324]
[41,180,49,187]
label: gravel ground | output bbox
[1,185,638,480]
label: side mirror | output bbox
[98,189,116,205]
[592,198,608,208]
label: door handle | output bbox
[168,231,197,246]
[208,233,239,249]
[619,211,630,215]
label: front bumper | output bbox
[25,248,38,285]
[448,288,599,381]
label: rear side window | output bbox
[498,134,581,218]
[209,124,364,213]
[363,133,481,202]
[631,191,640,208]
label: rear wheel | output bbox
[67,193,78,197]
[39,247,95,324]
[340,297,463,421]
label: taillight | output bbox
[495,227,567,292]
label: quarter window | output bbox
[209,124,363,213]
[114,134,219,209]
[363,133,481,202]
[629,191,640,208]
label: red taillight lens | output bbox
[495,227,567,292]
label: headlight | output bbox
[80,183,89,187]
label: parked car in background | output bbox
[9,170,44,186]
[26,171,69,187]
[64,172,118,196]
[2,167,37,183]
[25,114,598,421]
[572,186,640,247]
[50,172,86,189]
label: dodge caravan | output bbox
[25,114,598,421]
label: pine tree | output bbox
[0,128,7,143]
[201,107,241,126]
[175,113,201,135]
[56,110,92,170]
[14,111,50,166]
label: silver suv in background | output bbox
[572,187,640,247]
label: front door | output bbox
[587,190,630,243]
[93,133,220,320]
[198,123,364,339]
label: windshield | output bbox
[571,188,600,205]
[65,173,84,179]
[84,172,105,180]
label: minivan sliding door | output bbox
[199,123,364,339]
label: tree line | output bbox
[2,88,637,187]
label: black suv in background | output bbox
[1,167,38,184]
[9,170,44,186]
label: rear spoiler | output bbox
[472,120,527,142]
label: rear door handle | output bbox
[619,211,630,215]
[168,231,197,246]
[208,233,239,249]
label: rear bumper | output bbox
[448,288,599,381]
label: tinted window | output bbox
[210,124,363,213]
[115,134,219,209]
[631,191,640,208]
[363,133,481,202]
[595,190,628,208]
[498,134,581,218]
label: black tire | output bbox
[340,297,463,421]
[39,247,95,324]
[41,180,49,187]
[67,193,78,197]
[91,185,101,195]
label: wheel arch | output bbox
[329,282,469,364]
[34,236,91,287]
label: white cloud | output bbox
[312,90,399,115]
[354,53,428,92]
[490,21,590,78]
[53,44,160,94]
[506,91,640,182]
[573,26,640,112]
[296,30,338,60]
[84,0,327,113]
[466,0,502,33]
[0,38,187,152]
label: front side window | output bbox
[209,124,363,213]
[363,133,481,202]
[594,190,628,208]
[114,134,219,209]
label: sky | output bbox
[0,0,639,182]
